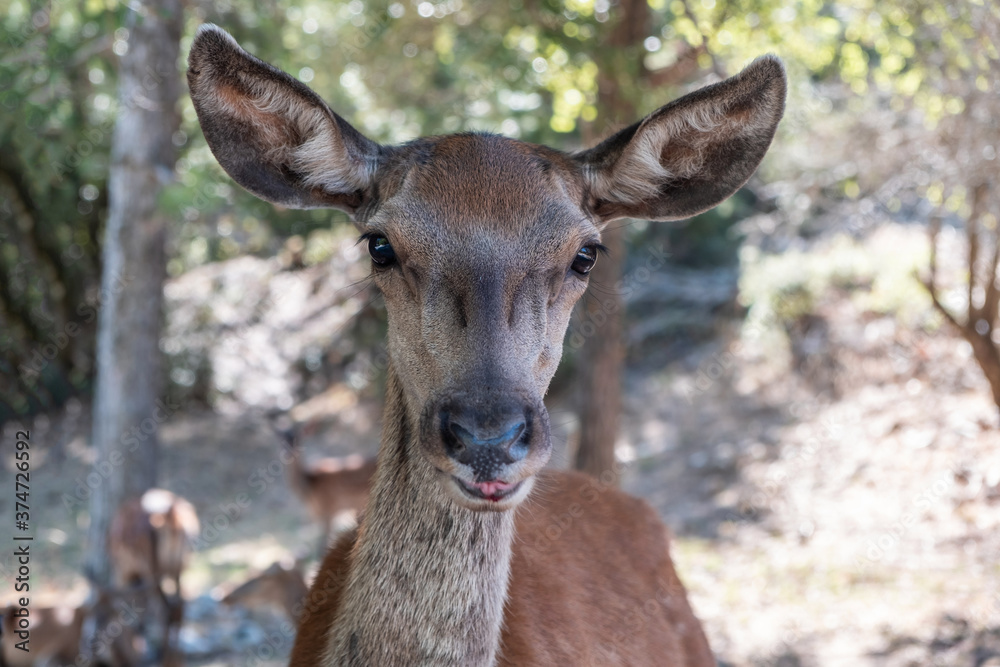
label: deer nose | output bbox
[440,403,530,477]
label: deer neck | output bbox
[323,364,515,667]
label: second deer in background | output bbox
[221,559,310,622]
[1,602,87,667]
[109,488,199,666]
[278,423,377,554]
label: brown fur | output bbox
[1,603,86,667]
[188,24,785,667]
[109,489,199,664]
[284,442,376,553]
[109,489,200,594]
[291,468,712,666]
[222,561,310,622]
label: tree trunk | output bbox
[574,221,626,478]
[573,0,648,481]
[83,0,181,659]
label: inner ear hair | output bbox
[577,55,786,223]
[187,24,380,211]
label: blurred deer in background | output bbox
[189,24,784,666]
[1,602,86,667]
[109,488,199,666]
[274,419,376,554]
[220,559,309,623]
[1,590,143,667]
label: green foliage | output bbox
[0,1,125,418]
[739,228,934,335]
[2,0,991,421]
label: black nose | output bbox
[440,402,530,478]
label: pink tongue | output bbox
[474,481,512,497]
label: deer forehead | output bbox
[364,134,599,266]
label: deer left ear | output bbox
[575,55,786,224]
[187,24,381,213]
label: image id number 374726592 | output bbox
[10,429,32,654]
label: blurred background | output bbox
[1,0,998,665]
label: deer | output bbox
[188,24,784,666]
[220,559,310,623]
[108,488,200,666]
[1,602,87,667]
[0,590,145,667]
[274,418,377,553]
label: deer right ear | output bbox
[187,25,381,213]
[575,55,786,224]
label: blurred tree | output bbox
[0,2,115,421]
[81,0,183,662]
[572,0,647,481]
[908,2,1000,417]
[14,0,991,425]
[634,0,1000,423]
[1,0,793,423]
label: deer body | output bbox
[188,24,784,667]
[289,455,375,523]
[222,560,310,622]
[282,434,376,552]
[1,604,86,667]
[297,370,710,665]
[292,462,712,666]
[109,488,199,664]
[110,489,199,593]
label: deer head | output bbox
[188,25,784,513]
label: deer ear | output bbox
[575,55,786,224]
[187,25,381,213]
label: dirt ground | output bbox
[2,223,998,666]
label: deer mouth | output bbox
[453,477,524,503]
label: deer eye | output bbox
[367,234,396,267]
[571,245,599,276]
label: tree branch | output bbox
[643,43,706,88]
[967,185,983,322]
[920,213,963,330]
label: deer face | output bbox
[358,135,598,508]
[188,25,785,511]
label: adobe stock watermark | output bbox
[77,595,147,667]
[967,588,1000,630]
[726,404,853,525]
[189,445,298,551]
[4,1,70,51]
[339,4,400,61]
[532,456,632,553]
[566,242,670,350]
[18,270,131,382]
[52,56,174,183]
[61,395,180,512]
[679,288,803,404]
[853,462,962,572]
[231,621,298,667]
[604,573,704,654]
[751,625,803,665]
